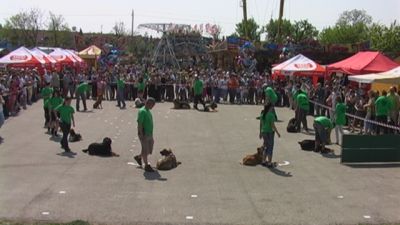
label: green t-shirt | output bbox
[41,87,53,107]
[55,105,75,124]
[48,97,64,110]
[264,87,278,104]
[335,103,346,126]
[117,79,125,90]
[375,96,390,116]
[137,106,153,136]
[76,83,89,94]
[296,93,309,111]
[315,116,333,129]
[137,81,145,92]
[193,79,203,95]
[260,111,276,133]
[386,94,398,111]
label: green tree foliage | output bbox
[235,18,260,41]
[336,9,372,26]
[369,21,400,55]
[263,18,293,43]
[48,12,71,47]
[291,20,319,43]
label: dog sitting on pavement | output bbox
[173,99,191,109]
[156,148,181,170]
[82,137,119,157]
[241,147,263,166]
[204,101,218,112]
[68,128,82,142]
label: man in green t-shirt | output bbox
[48,91,64,136]
[40,83,53,129]
[193,75,206,110]
[134,98,156,172]
[296,92,310,132]
[387,87,400,130]
[313,116,333,152]
[375,90,390,134]
[264,87,278,105]
[136,77,146,99]
[55,97,75,153]
[116,76,126,109]
[335,97,346,145]
[75,81,88,111]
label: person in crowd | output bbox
[295,90,310,132]
[48,90,64,136]
[193,74,206,110]
[134,98,156,172]
[363,90,376,135]
[313,116,333,152]
[41,82,53,131]
[75,81,89,111]
[375,90,390,134]
[0,94,4,136]
[335,97,346,145]
[116,75,126,109]
[387,86,400,132]
[55,97,75,153]
[259,102,281,168]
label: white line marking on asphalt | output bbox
[127,162,139,166]
[337,195,344,199]
[191,194,198,198]
[41,212,50,215]
[278,161,290,166]
[129,149,134,152]
[363,215,371,219]
[59,191,66,194]
[186,216,193,220]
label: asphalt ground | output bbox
[0,100,399,225]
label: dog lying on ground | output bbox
[204,101,218,112]
[82,137,119,157]
[241,147,263,166]
[173,99,191,109]
[68,128,82,142]
[298,139,334,154]
[156,148,181,170]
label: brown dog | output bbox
[156,149,181,170]
[242,147,263,166]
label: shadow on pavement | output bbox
[143,170,167,181]
[344,163,400,169]
[268,167,293,177]
[49,136,62,142]
[322,152,341,159]
[57,151,77,158]
[0,136,3,144]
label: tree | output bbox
[263,18,293,43]
[291,20,318,43]
[369,21,400,55]
[4,8,44,46]
[235,18,260,41]
[48,12,70,46]
[112,21,126,37]
[336,9,372,26]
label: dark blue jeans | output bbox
[262,132,275,157]
[60,122,71,149]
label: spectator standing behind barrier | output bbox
[75,81,89,112]
[363,90,376,135]
[375,90,390,134]
[335,97,346,145]
[295,91,310,133]
[259,102,281,168]
[313,116,333,152]
[116,76,126,109]
[387,87,400,131]
[193,75,206,110]
[0,95,5,133]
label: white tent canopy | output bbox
[272,54,326,76]
[348,66,400,84]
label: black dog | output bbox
[173,99,191,109]
[82,137,119,157]
[204,101,218,112]
[298,139,333,154]
[69,129,82,142]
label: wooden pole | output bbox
[277,0,285,43]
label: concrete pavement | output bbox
[0,100,399,225]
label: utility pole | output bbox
[276,0,285,44]
[241,0,248,39]
[131,9,135,37]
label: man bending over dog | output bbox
[134,98,156,172]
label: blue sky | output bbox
[1,0,399,37]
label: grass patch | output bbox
[0,220,90,225]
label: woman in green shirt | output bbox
[259,102,281,167]
[56,97,75,152]
[48,91,64,137]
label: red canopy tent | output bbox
[0,46,46,69]
[49,48,78,68]
[272,54,326,85]
[30,47,59,71]
[327,51,399,75]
